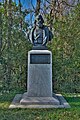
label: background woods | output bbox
[0,0,80,93]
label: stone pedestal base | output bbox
[9,93,71,108]
[20,92,60,105]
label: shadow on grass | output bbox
[64,96,80,108]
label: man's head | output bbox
[35,14,44,28]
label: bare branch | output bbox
[62,0,75,7]
[46,0,51,4]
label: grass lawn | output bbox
[0,92,80,120]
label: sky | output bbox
[13,0,37,25]
[13,0,36,9]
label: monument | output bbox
[9,15,70,108]
[25,14,53,97]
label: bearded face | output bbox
[37,20,43,28]
[35,15,44,28]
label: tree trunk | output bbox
[0,11,2,57]
[7,0,12,90]
[19,0,23,30]
[35,0,41,16]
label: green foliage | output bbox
[0,1,80,93]
[48,4,80,93]
[0,2,32,92]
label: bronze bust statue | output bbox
[29,14,53,50]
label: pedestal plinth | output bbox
[27,50,52,97]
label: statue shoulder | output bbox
[43,25,53,41]
[43,25,50,34]
[28,26,35,44]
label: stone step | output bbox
[20,97,60,105]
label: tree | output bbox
[0,0,30,92]
[50,4,80,92]
[0,0,80,93]
[35,0,41,16]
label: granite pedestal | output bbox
[20,50,60,105]
[27,50,52,97]
[9,50,70,108]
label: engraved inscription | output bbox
[30,54,50,64]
